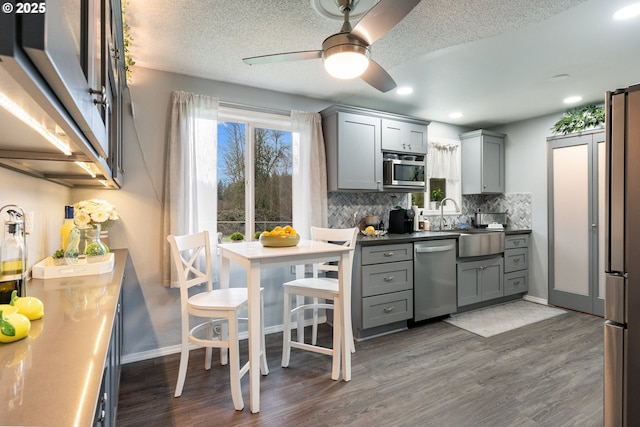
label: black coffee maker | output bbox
[388,207,414,234]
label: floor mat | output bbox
[443,300,567,337]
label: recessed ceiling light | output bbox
[396,86,413,95]
[563,96,582,104]
[613,3,640,20]
[449,112,463,119]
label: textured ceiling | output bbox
[125,0,640,128]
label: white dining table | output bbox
[219,239,353,413]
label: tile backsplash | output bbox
[328,192,532,230]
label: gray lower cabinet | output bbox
[457,256,504,306]
[504,234,529,296]
[353,243,413,336]
[94,288,123,427]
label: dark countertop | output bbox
[357,228,531,246]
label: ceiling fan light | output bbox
[324,51,370,79]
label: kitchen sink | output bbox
[457,231,505,258]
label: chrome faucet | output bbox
[439,197,460,230]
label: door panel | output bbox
[548,131,605,315]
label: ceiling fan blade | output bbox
[243,50,322,65]
[350,0,421,45]
[360,60,397,93]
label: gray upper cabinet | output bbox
[322,105,429,192]
[460,129,506,194]
[381,119,428,154]
[323,109,383,191]
[0,0,125,188]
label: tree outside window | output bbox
[217,116,292,241]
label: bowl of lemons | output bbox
[259,225,300,247]
[361,225,386,237]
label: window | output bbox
[216,108,292,241]
[411,138,461,214]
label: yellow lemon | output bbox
[261,231,271,237]
[365,226,376,234]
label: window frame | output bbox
[217,107,292,241]
[417,138,462,215]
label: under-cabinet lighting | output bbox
[0,91,72,156]
[613,3,640,20]
[75,161,96,178]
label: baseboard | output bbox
[522,294,548,306]
[121,316,327,365]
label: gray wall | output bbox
[0,65,569,362]
[495,113,561,301]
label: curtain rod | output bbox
[219,101,290,117]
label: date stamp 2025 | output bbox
[2,2,46,14]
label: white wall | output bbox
[0,168,71,265]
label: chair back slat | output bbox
[310,227,359,277]
[167,231,213,291]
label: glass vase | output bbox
[83,224,108,263]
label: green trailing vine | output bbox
[122,0,135,82]
[553,105,605,135]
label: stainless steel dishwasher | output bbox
[413,239,457,321]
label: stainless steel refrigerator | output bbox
[604,83,640,427]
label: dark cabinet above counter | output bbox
[0,0,126,188]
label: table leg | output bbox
[339,251,351,381]
[248,262,262,413]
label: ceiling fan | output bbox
[242,0,421,93]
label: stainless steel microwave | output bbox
[383,158,426,189]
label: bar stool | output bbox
[281,227,358,379]
[167,231,268,410]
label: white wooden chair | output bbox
[167,231,268,411]
[281,227,358,380]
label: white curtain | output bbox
[427,137,461,204]
[162,91,219,287]
[291,111,327,238]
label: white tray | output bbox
[32,253,115,279]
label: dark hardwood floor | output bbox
[117,309,603,427]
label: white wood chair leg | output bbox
[205,321,213,370]
[330,294,341,381]
[174,337,190,397]
[296,294,305,343]
[220,322,229,365]
[228,314,244,411]
[312,297,319,345]
[281,289,292,368]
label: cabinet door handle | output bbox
[383,276,394,282]
[383,252,394,257]
[383,306,395,313]
[514,280,521,286]
[513,241,520,246]
[479,266,485,271]
[90,86,108,107]
[514,258,520,264]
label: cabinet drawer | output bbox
[362,290,413,329]
[361,243,413,265]
[504,248,528,272]
[504,270,528,296]
[362,260,413,297]
[505,234,529,249]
